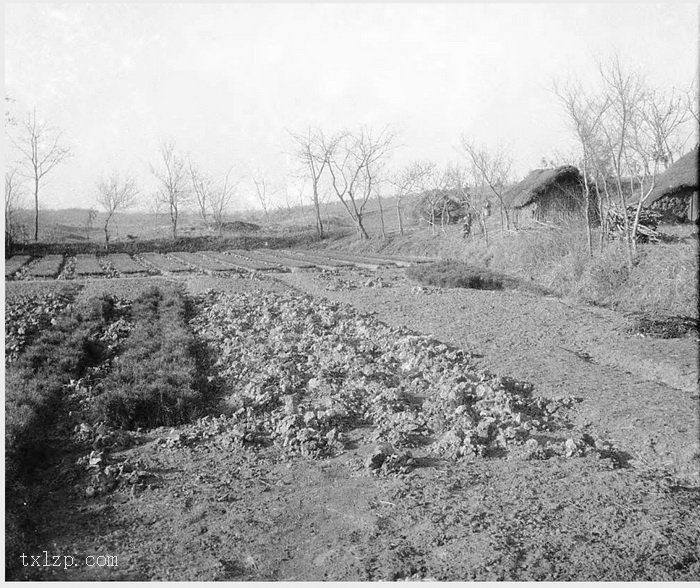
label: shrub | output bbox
[407,260,505,290]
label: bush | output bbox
[407,260,505,290]
[92,286,205,429]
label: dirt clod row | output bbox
[187,288,614,467]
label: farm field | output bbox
[4,255,32,278]
[106,253,150,275]
[74,254,106,277]
[4,250,438,281]
[4,261,698,581]
[168,251,239,273]
[137,252,191,273]
[24,254,65,278]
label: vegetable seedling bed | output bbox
[26,255,64,278]
[139,253,191,273]
[4,255,32,278]
[74,254,106,276]
[216,250,286,272]
[107,254,150,275]
[169,252,240,273]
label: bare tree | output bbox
[554,79,612,254]
[151,140,189,240]
[251,171,272,223]
[460,139,513,231]
[687,75,699,127]
[210,166,239,235]
[638,87,691,169]
[5,167,25,248]
[85,207,97,241]
[596,55,650,264]
[327,126,394,240]
[389,160,434,235]
[444,163,490,243]
[414,164,457,236]
[188,158,213,225]
[290,128,342,239]
[96,173,139,247]
[9,109,71,241]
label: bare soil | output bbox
[6,268,700,581]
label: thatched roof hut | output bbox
[502,166,586,225]
[502,166,581,209]
[644,147,698,221]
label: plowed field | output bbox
[4,262,698,581]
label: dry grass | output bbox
[407,261,505,290]
[318,219,698,321]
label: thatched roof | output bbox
[502,166,581,209]
[644,147,698,205]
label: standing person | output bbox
[462,210,473,238]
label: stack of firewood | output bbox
[607,206,662,243]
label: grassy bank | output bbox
[316,222,699,320]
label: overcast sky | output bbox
[4,3,699,211]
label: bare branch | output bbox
[8,109,72,241]
[151,139,189,239]
[96,172,139,246]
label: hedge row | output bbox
[7,232,321,257]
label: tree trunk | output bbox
[377,195,386,239]
[171,206,178,240]
[581,172,593,257]
[104,219,110,250]
[313,186,324,239]
[584,191,592,257]
[396,200,404,236]
[615,179,633,268]
[34,175,39,241]
[356,215,369,240]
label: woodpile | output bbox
[607,205,662,243]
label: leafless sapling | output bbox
[151,140,189,240]
[9,109,71,241]
[96,173,139,248]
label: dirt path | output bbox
[275,267,699,478]
[9,271,700,581]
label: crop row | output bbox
[5,295,120,477]
[107,253,150,274]
[136,252,190,272]
[216,250,286,271]
[25,254,65,278]
[5,293,134,576]
[92,286,207,429]
[169,251,238,272]
[5,288,79,360]
[74,254,106,276]
[190,290,584,462]
[5,255,32,278]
